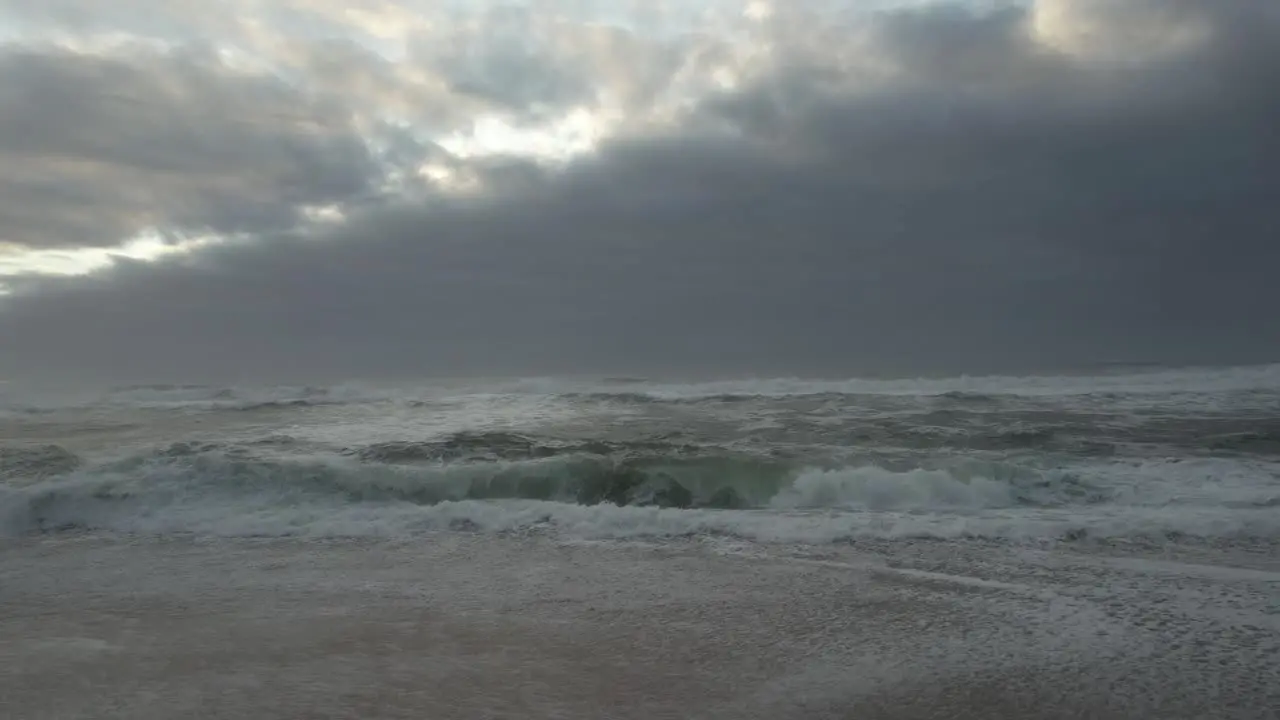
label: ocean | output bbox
[3,365,1279,718]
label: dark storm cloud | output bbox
[1,0,1278,381]
[0,45,379,249]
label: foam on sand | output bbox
[2,533,1276,719]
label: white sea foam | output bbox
[771,466,1019,510]
[3,452,1276,543]
[4,364,1278,546]
[5,489,1278,544]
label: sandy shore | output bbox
[2,534,1278,719]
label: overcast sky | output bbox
[0,0,1277,382]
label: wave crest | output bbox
[3,440,1275,543]
[0,444,1121,536]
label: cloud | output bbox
[0,0,752,250]
[0,44,378,249]
[0,0,1278,381]
[1028,0,1215,61]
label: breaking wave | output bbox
[2,443,1276,542]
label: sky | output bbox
[0,0,1277,382]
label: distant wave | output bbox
[1203,429,1280,455]
[934,390,1003,403]
[548,364,1280,402]
[345,431,707,464]
[94,384,351,412]
[0,445,82,482]
[6,363,1278,414]
[231,399,333,412]
[110,383,217,392]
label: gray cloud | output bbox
[1,0,1278,382]
[0,1,743,251]
[0,45,379,249]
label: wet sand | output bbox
[2,534,1278,719]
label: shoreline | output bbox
[3,533,1277,719]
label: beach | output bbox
[4,533,1277,719]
